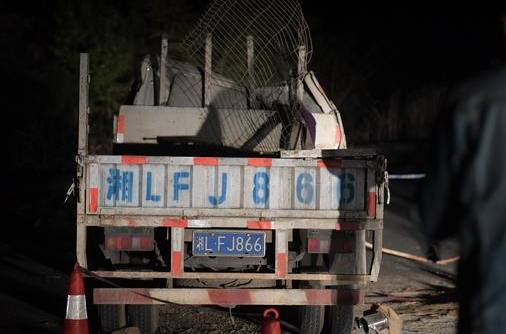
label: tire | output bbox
[299,305,325,334]
[97,304,126,334]
[128,305,159,334]
[328,304,354,334]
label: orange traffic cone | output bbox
[63,263,89,334]
[261,308,281,334]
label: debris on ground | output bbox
[111,328,142,334]
[158,304,260,334]
[355,303,402,334]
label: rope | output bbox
[365,242,459,265]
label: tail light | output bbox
[308,238,331,253]
[104,227,154,251]
[307,230,331,254]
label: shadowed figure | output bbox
[415,8,506,334]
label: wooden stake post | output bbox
[159,34,169,105]
[77,53,89,267]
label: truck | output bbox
[75,3,386,333]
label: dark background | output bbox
[3,2,506,170]
[0,1,505,333]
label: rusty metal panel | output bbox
[86,155,377,218]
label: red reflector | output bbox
[308,238,320,252]
[117,114,125,133]
[308,238,331,254]
[117,236,132,249]
[105,235,153,251]
[140,236,153,250]
[106,236,116,249]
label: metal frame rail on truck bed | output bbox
[76,50,385,334]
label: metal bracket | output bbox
[384,171,390,205]
[375,156,387,183]
[374,156,389,205]
[75,153,85,203]
[76,153,85,179]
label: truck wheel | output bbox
[128,305,159,334]
[97,304,126,333]
[328,304,354,334]
[299,305,325,334]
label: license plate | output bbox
[192,230,266,257]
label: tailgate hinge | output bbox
[75,153,85,203]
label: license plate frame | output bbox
[192,230,266,257]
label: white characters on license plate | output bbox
[192,230,265,257]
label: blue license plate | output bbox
[192,230,266,257]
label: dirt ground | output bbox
[150,258,458,334]
[364,257,458,334]
[156,304,261,334]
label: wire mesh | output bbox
[167,0,313,152]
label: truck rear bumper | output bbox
[91,270,371,284]
[94,288,363,306]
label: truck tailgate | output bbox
[85,155,380,220]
